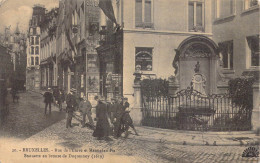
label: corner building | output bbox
[97,0,222,124]
[26,5,45,90]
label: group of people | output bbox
[43,87,138,140]
[43,88,65,115]
[93,95,139,140]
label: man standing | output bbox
[121,98,139,137]
[113,97,124,138]
[109,98,117,123]
[11,87,17,103]
[79,96,94,128]
[66,88,77,128]
[43,88,53,115]
[56,89,64,112]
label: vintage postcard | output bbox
[0,0,259,162]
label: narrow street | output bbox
[0,91,66,140]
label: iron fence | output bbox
[141,88,252,131]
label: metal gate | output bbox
[141,87,252,131]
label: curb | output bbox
[129,134,260,147]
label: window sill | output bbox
[214,14,236,24]
[140,71,156,76]
[242,5,259,15]
[135,22,154,29]
[221,69,235,74]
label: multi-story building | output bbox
[212,0,259,85]
[212,0,259,130]
[26,4,45,90]
[40,8,58,89]
[57,0,100,100]
[0,44,13,87]
[97,0,222,121]
[0,25,27,90]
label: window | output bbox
[36,27,40,34]
[189,1,204,32]
[35,46,39,55]
[135,47,153,71]
[135,0,153,28]
[215,0,235,19]
[33,28,36,35]
[35,57,39,65]
[247,35,259,67]
[31,57,34,65]
[31,37,34,45]
[87,54,98,72]
[244,0,259,10]
[218,41,233,69]
[31,47,34,55]
[35,36,39,45]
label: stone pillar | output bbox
[252,83,260,131]
[168,75,180,96]
[131,70,143,126]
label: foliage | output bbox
[212,113,251,131]
[140,78,169,98]
[228,76,255,110]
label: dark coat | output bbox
[66,93,77,112]
[79,100,92,114]
[121,102,133,125]
[93,101,110,138]
[43,91,53,103]
[114,102,124,118]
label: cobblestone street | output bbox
[0,91,66,140]
[0,91,259,163]
[20,119,259,163]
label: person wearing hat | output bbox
[108,98,117,123]
[93,96,112,140]
[113,97,125,138]
[43,88,53,115]
[65,88,77,128]
[79,96,94,128]
[121,97,139,137]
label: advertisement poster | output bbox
[0,0,259,163]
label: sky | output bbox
[0,0,59,34]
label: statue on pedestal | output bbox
[191,61,207,96]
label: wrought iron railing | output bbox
[141,88,252,131]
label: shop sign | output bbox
[135,47,153,71]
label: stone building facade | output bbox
[26,4,45,90]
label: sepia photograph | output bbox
[0,0,259,162]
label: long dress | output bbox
[93,101,110,138]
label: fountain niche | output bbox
[177,62,215,130]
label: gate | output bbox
[141,87,252,131]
